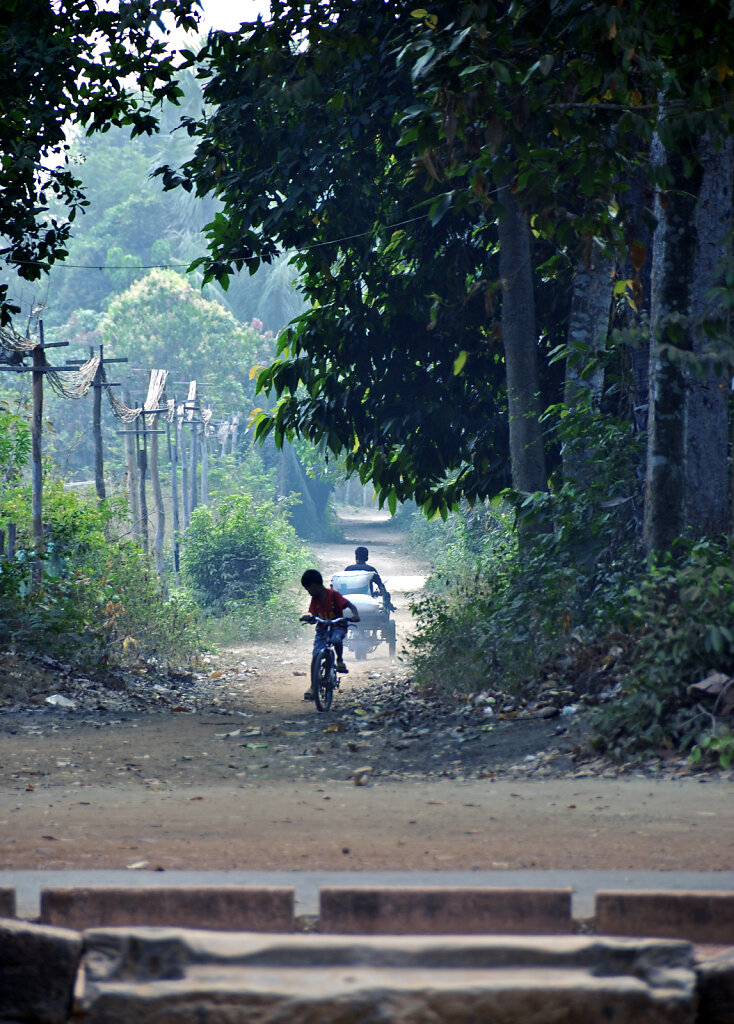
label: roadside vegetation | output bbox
[2,2,734,771]
[408,489,734,770]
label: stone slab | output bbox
[695,946,734,1024]
[0,887,15,919]
[596,890,734,944]
[75,930,697,1024]
[319,885,573,934]
[0,917,82,1024]
[40,885,294,932]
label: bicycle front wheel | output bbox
[311,648,334,712]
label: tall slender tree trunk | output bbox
[497,190,546,493]
[623,164,654,436]
[562,239,613,483]
[684,134,733,537]
[644,134,701,553]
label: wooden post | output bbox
[189,419,198,516]
[137,417,149,554]
[122,389,141,538]
[31,332,44,589]
[168,419,180,575]
[200,416,209,507]
[92,347,105,505]
[149,411,165,575]
[179,417,189,530]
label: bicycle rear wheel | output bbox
[311,648,334,712]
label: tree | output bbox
[0,0,200,325]
[160,1,541,513]
[98,269,267,414]
[166,0,734,535]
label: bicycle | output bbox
[305,614,349,712]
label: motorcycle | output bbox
[330,570,396,661]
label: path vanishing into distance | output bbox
[0,507,732,913]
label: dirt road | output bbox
[0,508,732,873]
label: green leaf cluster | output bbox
[407,402,643,694]
[593,537,734,760]
[0,0,201,324]
[0,483,201,669]
[180,491,308,610]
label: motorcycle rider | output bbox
[344,546,395,610]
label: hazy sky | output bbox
[198,0,271,32]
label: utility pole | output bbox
[117,369,167,560]
[91,345,126,505]
[166,401,181,576]
[122,388,141,539]
[66,344,128,506]
[0,320,77,589]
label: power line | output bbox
[0,211,460,273]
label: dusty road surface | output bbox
[0,508,732,873]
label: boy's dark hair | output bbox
[355,546,369,561]
[301,569,323,588]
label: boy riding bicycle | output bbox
[300,569,360,700]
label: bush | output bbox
[408,475,640,696]
[406,404,643,698]
[592,537,734,759]
[181,491,309,611]
[0,484,202,670]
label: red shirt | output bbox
[309,588,349,620]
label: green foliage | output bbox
[0,402,31,487]
[158,0,734,515]
[408,405,643,694]
[181,491,309,610]
[161,1,514,514]
[98,269,268,416]
[0,0,200,324]
[0,484,201,669]
[593,538,734,760]
[205,446,278,505]
[691,729,734,771]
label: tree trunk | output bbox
[562,239,613,483]
[644,133,700,554]
[497,190,546,493]
[684,134,733,537]
[622,163,654,435]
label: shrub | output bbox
[592,537,734,759]
[406,404,643,698]
[0,484,201,669]
[181,491,308,611]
